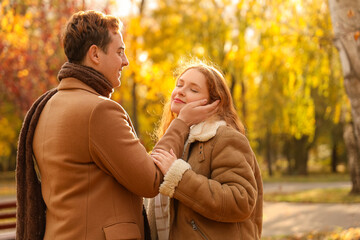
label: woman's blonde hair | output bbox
[156,60,245,140]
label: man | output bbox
[16,10,218,240]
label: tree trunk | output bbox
[331,142,338,173]
[265,130,273,176]
[230,73,236,97]
[130,0,146,135]
[132,80,138,133]
[283,139,294,174]
[240,79,246,121]
[344,124,360,193]
[293,136,309,175]
[329,0,360,194]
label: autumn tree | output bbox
[329,0,360,194]
[113,0,348,176]
[0,0,349,177]
[0,0,112,170]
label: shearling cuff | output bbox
[159,159,191,198]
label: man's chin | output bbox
[113,78,121,88]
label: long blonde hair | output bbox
[156,61,245,140]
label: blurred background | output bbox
[1,0,359,239]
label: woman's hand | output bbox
[178,99,219,126]
[151,149,177,174]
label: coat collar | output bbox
[57,77,100,96]
[188,118,226,143]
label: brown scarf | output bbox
[16,62,113,239]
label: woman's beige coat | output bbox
[148,120,263,240]
[32,78,190,240]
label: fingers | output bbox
[153,159,165,173]
[186,98,208,108]
[152,148,176,158]
[198,100,219,111]
[170,149,176,157]
[152,151,175,175]
[151,154,161,161]
[203,100,220,116]
[191,100,219,119]
[177,99,220,126]
[153,158,161,166]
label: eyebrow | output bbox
[178,78,201,88]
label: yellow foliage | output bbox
[17,69,29,78]
[0,0,348,168]
[128,17,143,37]
[328,227,360,240]
[0,5,29,49]
[0,117,18,158]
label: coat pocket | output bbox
[190,220,210,240]
[103,222,141,240]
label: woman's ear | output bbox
[87,45,100,65]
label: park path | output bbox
[262,182,360,237]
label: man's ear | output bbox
[87,45,101,65]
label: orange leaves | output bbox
[328,227,360,240]
[354,31,360,41]
[347,9,354,18]
[347,8,359,41]
[17,69,29,78]
[0,0,71,115]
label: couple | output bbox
[16,10,263,240]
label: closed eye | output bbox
[118,48,125,56]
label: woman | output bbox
[148,61,263,240]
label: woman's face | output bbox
[170,68,210,115]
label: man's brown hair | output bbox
[62,10,122,64]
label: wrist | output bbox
[177,116,191,127]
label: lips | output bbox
[173,98,185,104]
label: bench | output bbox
[0,200,16,240]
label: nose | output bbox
[178,87,185,96]
[122,54,129,67]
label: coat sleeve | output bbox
[159,127,260,222]
[88,99,189,198]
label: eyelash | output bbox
[176,85,198,93]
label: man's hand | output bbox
[178,99,220,126]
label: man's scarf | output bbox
[16,62,113,239]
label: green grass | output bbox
[263,173,350,183]
[264,187,360,203]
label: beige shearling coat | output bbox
[148,119,263,240]
[32,78,190,240]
